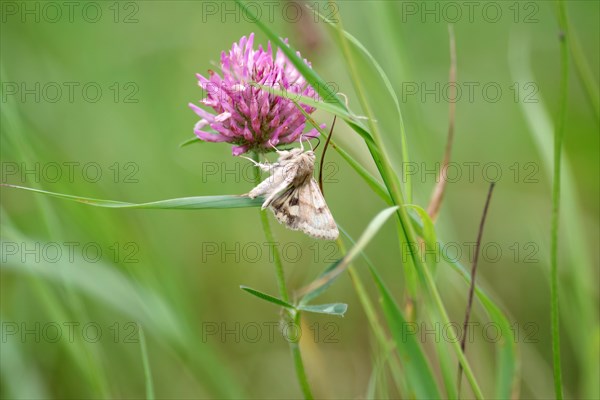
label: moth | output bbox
[243,143,339,240]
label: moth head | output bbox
[277,147,304,160]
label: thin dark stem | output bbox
[457,182,495,397]
[318,115,337,195]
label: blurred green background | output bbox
[1,1,598,398]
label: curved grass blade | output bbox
[257,84,376,148]
[326,5,483,396]
[297,303,348,317]
[309,4,412,202]
[297,206,399,304]
[240,286,295,310]
[235,0,342,110]
[234,0,388,181]
[290,100,386,198]
[1,184,263,209]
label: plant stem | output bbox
[251,152,313,399]
[291,312,313,399]
[457,182,495,396]
[258,205,289,302]
[551,2,569,399]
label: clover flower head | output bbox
[189,33,324,156]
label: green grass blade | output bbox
[234,0,342,109]
[259,85,376,148]
[298,206,399,305]
[551,2,569,398]
[294,102,390,203]
[509,28,597,399]
[1,184,263,209]
[240,286,295,309]
[370,267,442,399]
[405,205,436,250]
[309,4,412,202]
[235,0,387,181]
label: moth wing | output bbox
[302,179,339,240]
[270,179,338,240]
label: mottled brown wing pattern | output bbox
[270,179,338,240]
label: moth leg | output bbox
[239,156,274,172]
[248,177,276,198]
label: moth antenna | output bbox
[307,135,314,152]
[313,136,322,150]
[269,141,283,154]
[239,155,260,166]
[298,133,305,151]
[319,115,337,195]
[338,92,350,108]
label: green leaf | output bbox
[405,204,436,250]
[240,286,295,310]
[370,267,442,399]
[299,206,399,305]
[297,303,348,317]
[1,184,263,209]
